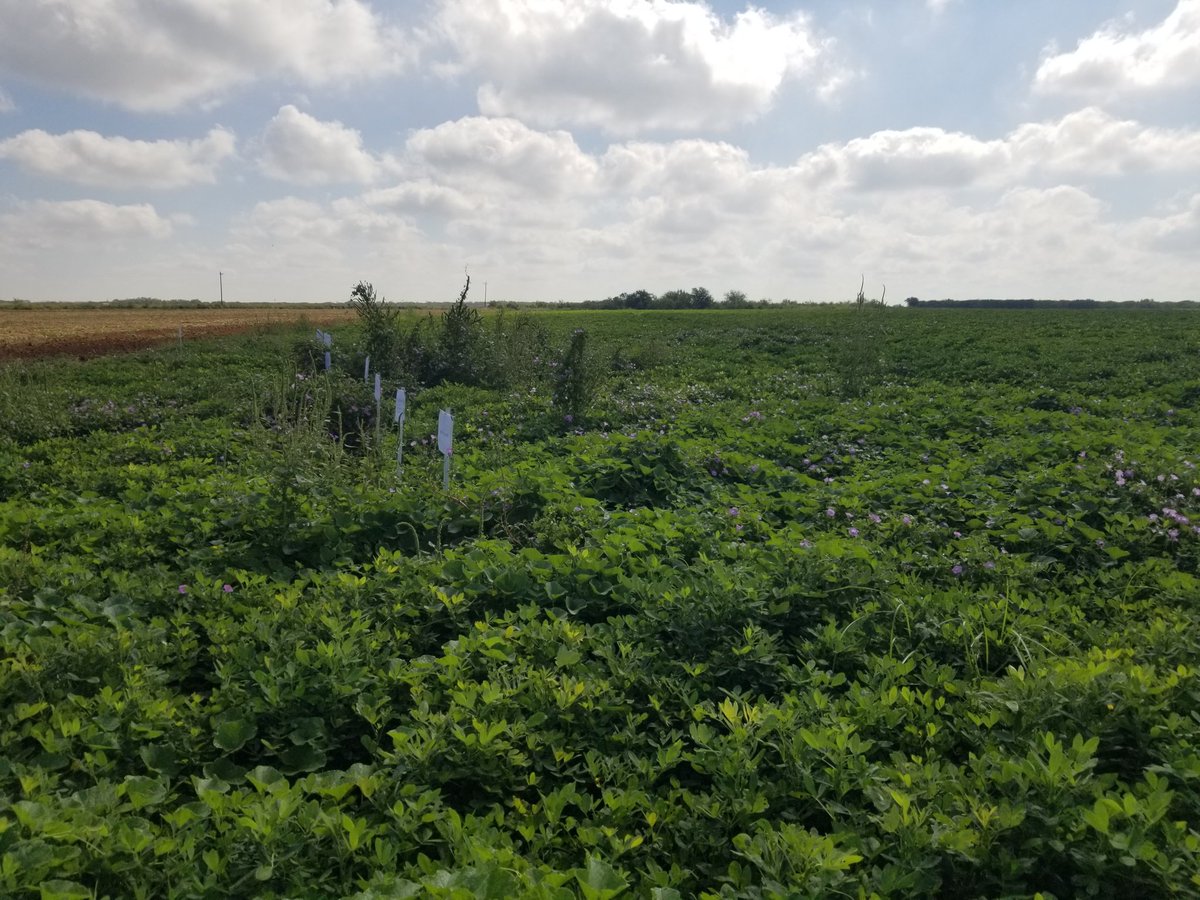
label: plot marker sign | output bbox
[374,373,382,444]
[438,409,454,490]
[395,389,407,474]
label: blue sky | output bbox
[1,0,1197,303]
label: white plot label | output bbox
[438,409,454,456]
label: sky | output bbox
[0,0,1198,304]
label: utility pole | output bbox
[484,281,488,307]
[219,271,224,304]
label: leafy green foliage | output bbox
[551,328,598,426]
[350,281,401,376]
[2,306,1200,897]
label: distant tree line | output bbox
[582,288,777,310]
[903,297,1198,309]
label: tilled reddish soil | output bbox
[0,307,359,361]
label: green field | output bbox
[2,306,1199,898]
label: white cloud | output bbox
[0,199,175,250]
[12,114,1190,303]
[0,128,235,189]
[257,106,384,185]
[233,115,1198,300]
[360,181,476,221]
[1132,192,1200,253]
[404,116,598,197]
[1008,107,1200,175]
[0,0,410,111]
[801,127,1009,191]
[926,0,958,14]
[794,108,1200,192]
[435,0,836,133]
[1034,0,1200,99]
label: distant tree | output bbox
[905,296,921,307]
[625,289,654,309]
[723,289,748,307]
[689,286,714,309]
[656,289,692,309]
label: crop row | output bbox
[1,307,1198,897]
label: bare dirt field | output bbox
[0,306,359,361]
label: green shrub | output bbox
[349,280,401,376]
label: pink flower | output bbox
[222,584,234,593]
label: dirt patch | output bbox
[0,307,359,361]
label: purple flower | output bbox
[901,514,913,526]
[849,527,859,537]
[983,561,996,570]
[869,513,881,524]
[951,565,963,576]
[178,584,188,594]
[222,583,234,593]
[728,507,740,517]
[799,539,813,549]
[825,507,836,518]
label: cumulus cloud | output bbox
[257,106,384,185]
[435,0,836,133]
[0,0,410,111]
[0,128,235,189]
[794,108,1200,191]
[1131,192,1200,253]
[1034,0,1200,99]
[0,199,175,250]
[801,127,1009,191]
[404,116,598,196]
[1008,108,1200,175]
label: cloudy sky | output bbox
[1,0,1198,303]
